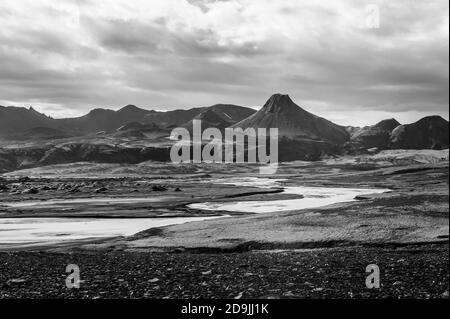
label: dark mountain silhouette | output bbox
[349,118,401,149]
[59,105,156,134]
[0,103,255,137]
[389,116,449,150]
[229,94,351,161]
[0,106,57,135]
[233,94,349,145]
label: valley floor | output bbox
[0,150,448,298]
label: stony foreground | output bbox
[0,244,448,299]
[1,154,448,299]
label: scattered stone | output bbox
[174,188,182,192]
[152,185,168,192]
[6,278,27,285]
[234,292,244,299]
[283,291,295,297]
[21,188,39,194]
[95,187,108,193]
[70,187,81,193]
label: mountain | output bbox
[117,104,155,118]
[389,116,449,150]
[0,104,158,137]
[208,104,257,123]
[0,106,57,135]
[229,94,351,161]
[233,94,349,145]
[0,103,254,137]
[143,108,205,129]
[349,118,401,149]
[144,104,255,129]
[59,105,156,134]
[1,98,448,170]
[182,104,256,132]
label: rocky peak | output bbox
[374,118,401,131]
[263,94,299,113]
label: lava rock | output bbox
[95,187,108,193]
[21,188,39,194]
[152,185,168,192]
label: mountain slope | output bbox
[182,104,256,132]
[350,118,401,149]
[233,94,349,145]
[0,106,57,135]
[389,116,449,150]
[143,108,205,129]
[144,104,255,130]
[58,105,155,134]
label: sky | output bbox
[0,0,448,126]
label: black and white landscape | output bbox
[0,0,448,300]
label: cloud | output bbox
[0,0,448,126]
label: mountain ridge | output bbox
[1,96,448,165]
[0,103,255,137]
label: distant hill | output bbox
[390,116,449,150]
[0,103,255,137]
[349,118,401,149]
[58,105,156,134]
[182,104,256,132]
[143,108,205,128]
[145,104,255,130]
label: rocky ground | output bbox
[0,244,448,299]
[0,151,448,299]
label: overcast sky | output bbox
[0,0,448,125]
